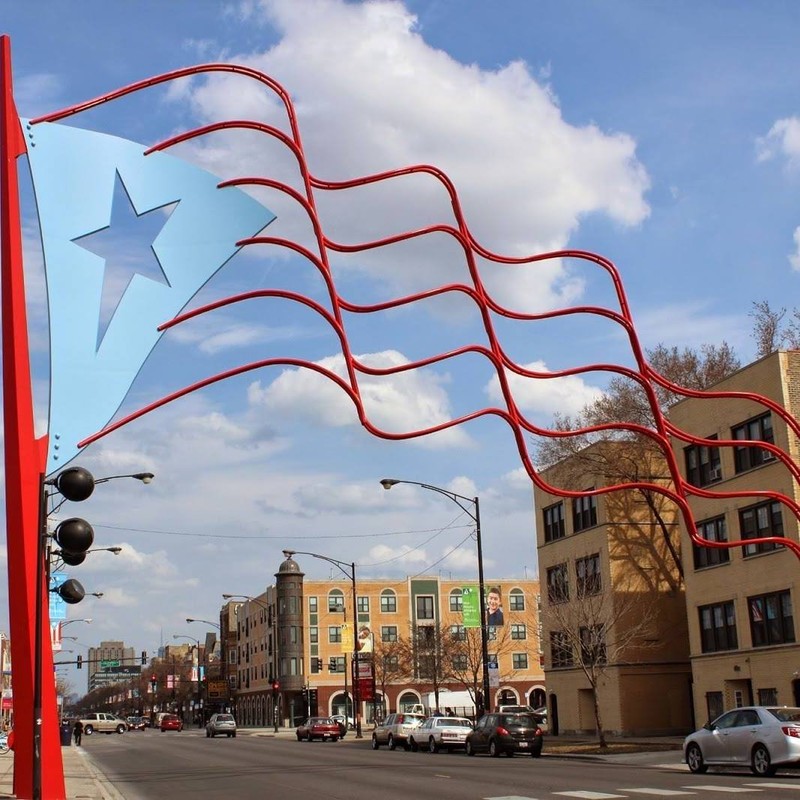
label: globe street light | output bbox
[380,477,491,716]
[282,550,362,738]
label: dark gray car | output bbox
[465,712,543,757]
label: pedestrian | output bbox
[73,719,83,746]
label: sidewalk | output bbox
[0,744,126,800]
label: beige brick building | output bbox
[225,558,544,728]
[535,440,693,736]
[670,350,800,726]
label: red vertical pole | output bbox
[0,35,64,799]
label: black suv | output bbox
[465,711,543,757]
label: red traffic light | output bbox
[272,680,279,690]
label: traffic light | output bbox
[271,680,279,696]
[316,658,323,672]
[150,674,157,690]
[141,651,147,665]
[329,658,337,672]
[76,655,82,670]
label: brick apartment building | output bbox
[225,553,544,728]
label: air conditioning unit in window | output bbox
[709,466,722,481]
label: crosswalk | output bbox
[485,784,800,799]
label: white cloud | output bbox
[484,360,604,418]
[247,349,472,447]
[790,227,800,272]
[176,0,649,314]
[756,117,800,168]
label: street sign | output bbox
[100,659,121,668]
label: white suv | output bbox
[80,712,128,735]
[371,712,425,751]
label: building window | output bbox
[328,591,345,613]
[383,654,399,671]
[699,600,738,653]
[416,625,435,647]
[749,590,795,647]
[512,653,528,670]
[693,516,730,569]
[449,589,463,612]
[452,654,468,670]
[328,626,342,644]
[510,624,526,640]
[227,650,237,665]
[357,596,370,613]
[416,595,435,620]
[543,502,565,542]
[417,654,436,679]
[572,493,598,532]
[579,625,606,664]
[550,630,573,667]
[381,625,398,642]
[508,589,525,611]
[546,563,569,604]
[758,687,778,705]
[576,553,601,596]
[450,624,466,641]
[706,692,724,722]
[487,626,498,641]
[685,437,722,487]
[309,627,318,644]
[308,596,318,613]
[380,591,397,613]
[740,501,784,556]
[733,413,775,473]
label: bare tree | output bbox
[545,571,660,748]
[749,300,800,357]
[372,636,407,716]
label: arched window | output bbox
[508,588,525,611]
[328,589,345,613]
[449,588,463,612]
[380,589,397,613]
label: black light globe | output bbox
[55,578,85,604]
[53,517,94,555]
[53,467,95,502]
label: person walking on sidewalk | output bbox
[73,719,83,746]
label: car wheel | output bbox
[409,738,419,752]
[116,725,126,734]
[429,737,439,754]
[388,734,396,751]
[332,737,338,742]
[232,732,236,738]
[751,743,776,777]
[227,733,233,738]
[371,734,380,750]
[489,739,501,758]
[207,731,211,738]
[465,739,475,757]
[685,742,707,774]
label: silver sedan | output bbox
[684,706,800,777]
[409,716,473,753]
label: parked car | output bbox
[494,704,535,714]
[79,712,128,736]
[126,716,147,731]
[409,716,473,753]
[371,712,426,751]
[205,713,237,738]
[160,714,183,732]
[465,711,543,757]
[684,706,800,777]
[296,717,341,742]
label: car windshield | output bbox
[310,717,332,724]
[437,718,471,727]
[216,715,234,722]
[767,707,800,723]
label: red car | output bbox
[160,714,183,732]
[296,717,341,742]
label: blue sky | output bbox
[2,0,800,694]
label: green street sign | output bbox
[100,659,121,668]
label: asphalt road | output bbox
[82,728,800,799]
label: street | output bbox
[79,729,800,799]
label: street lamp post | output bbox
[282,549,362,738]
[172,634,202,727]
[33,467,153,800]
[186,618,221,630]
[380,478,491,717]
